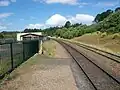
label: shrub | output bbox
[0,33,4,38]
[96,31,101,35]
[100,32,107,38]
[112,33,120,39]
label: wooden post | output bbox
[39,40,43,54]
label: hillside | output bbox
[42,9,120,39]
[71,11,120,53]
[96,11,120,33]
[72,32,120,53]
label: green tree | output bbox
[115,7,120,12]
[94,9,113,23]
[72,23,82,27]
[64,21,71,28]
[42,8,120,39]
[0,33,4,39]
[97,11,120,33]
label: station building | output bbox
[17,32,43,41]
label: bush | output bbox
[101,32,107,38]
[115,24,120,32]
[0,33,4,39]
[107,27,115,33]
[112,33,120,39]
[96,31,101,35]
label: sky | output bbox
[0,0,120,31]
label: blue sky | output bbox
[0,0,120,31]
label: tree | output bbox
[24,28,31,32]
[72,23,82,27]
[41,8,120,39]
[0,33,4,39]
[64,21,71,28]
[115,7,120,12]
[94,9,113,23]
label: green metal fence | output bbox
[0,40,39,79]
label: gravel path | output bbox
[54,41,70,58]
[0,41,78,90]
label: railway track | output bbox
[57,40,120,90]
[71,41,120,63]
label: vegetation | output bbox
[72,32,120,53]
[0,33,4,38]
[2,7,119,40]
[97,11,120,33]
[43,40,56,57]
[64,21,71,28]
[24,28,42,33]
[94,9,113,23]
[41,7,120,39]
[0,31,19,39]
[115,7,120,12]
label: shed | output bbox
[20,33,44,41]
[17,32,42,41]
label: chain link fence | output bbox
[0,40,39,79]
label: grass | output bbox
[0,43,42,84]
[0,59,11,76]
[43,40,56,57]
[0,54,35,84]
[71,32,120,54]
[0,55,28,83]
[0,54,23,75]
[0,54,41,84]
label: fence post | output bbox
[23,42,25,61]
[39,40,43,54]
[10,43,14,69]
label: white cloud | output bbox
[46,14,67,26]
[0,26,7,30]
[34,0,78,5]
[0,0,16,6]
[0,0,10,6]
[20,18,24,21]
[26,13,94,29]
[26,24,46,29]
[95,1,119,7]
[0,22,13,30]
[11,0,16,2]
[33,0,44,3]
[46,0,78,5]
[0,13,13,30]
[0,13,13,19]
[78,2,89,8]
[33,0,89,7]
[46,14,94,26]
[30,16,37,20]
[7,23,13,25]
[68,14,95,25]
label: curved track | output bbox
[57,40,120,90]
[73,42,120,63]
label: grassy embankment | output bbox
[42,40,56,57]
[0,55,43,85]
[71,32,120,54]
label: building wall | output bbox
[17,32,42,41]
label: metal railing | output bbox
[0,40,39,79]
